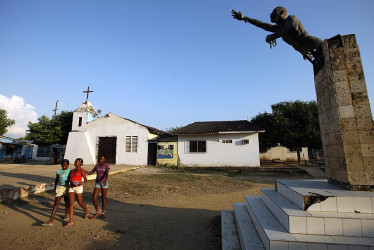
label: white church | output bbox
[64,101,163,165]
[64,87,263,167]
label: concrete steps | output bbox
[233,203,265,250]
[275,179,374,213]
[221,210,241,250]
[222,179,374,249]
[260,188,374,237]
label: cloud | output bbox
[0,94,38,138]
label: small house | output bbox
[174,120,264,167]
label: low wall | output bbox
[260,146,308,162]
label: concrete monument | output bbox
[223,7,374,249]
[315,34,374,190]
[232,6,374,190]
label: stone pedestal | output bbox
[314,34,374,190]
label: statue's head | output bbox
[270,6,287,23]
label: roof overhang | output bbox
[218,130,264,134]
[177,130,264,136]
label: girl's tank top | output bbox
[70,169,82,187]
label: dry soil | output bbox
[0,166,311,250]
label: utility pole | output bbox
[53,100,58,116]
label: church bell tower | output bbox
[71,101,96,132]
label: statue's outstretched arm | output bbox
[232,10,275,32]
[265,16,298,43]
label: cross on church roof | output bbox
[83,86,93,103]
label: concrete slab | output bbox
[296,165,327,178]
[260,189,374,237]
[244,195,374,248]
[0,163,142,200]
[221,210,241,250]
[276,179,374,212]
[233,203,265,250]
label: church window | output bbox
[126,136,138,153]
[78,117,82,127]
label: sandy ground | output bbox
[0,166,311,250]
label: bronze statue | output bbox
[232,7,323,65]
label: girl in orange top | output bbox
[65,158,89,227]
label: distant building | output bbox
[64,101,165,165]
[173,120,264,167]
[0,136,35,160]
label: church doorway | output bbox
[97,137,117,164]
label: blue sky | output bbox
[1,0,373,138]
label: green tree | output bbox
[55,111,73,145]
[250,112,275,151]
[25,111,73,145]
[251,101,321,152]
[0,109,15,136]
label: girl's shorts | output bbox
[94,181,109,189]
[56,185,69,197]
[68,185,83,194]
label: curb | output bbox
[0,166,141,201]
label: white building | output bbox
[64,101,163,165]
[174,120,264,167]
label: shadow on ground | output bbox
[93,199,221,249]
[0,171,54,188]
[1,192,221,250]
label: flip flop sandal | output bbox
[64,222,74,228]
[92,210,100,219]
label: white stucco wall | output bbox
[178,133,260,167]
[65,131,95,164]
[260,146,309,162]
[65,113,151,165]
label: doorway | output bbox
[97,137,117,164]
[147,142,157,166]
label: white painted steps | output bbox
[245,196,295,249]
[221,210,241,250]
[222,179,374,249]
[233,203,265,250]
[260,189,374,236]
[245,195,374,249]
[276,180,374,213]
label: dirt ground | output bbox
[0,166,311,250]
